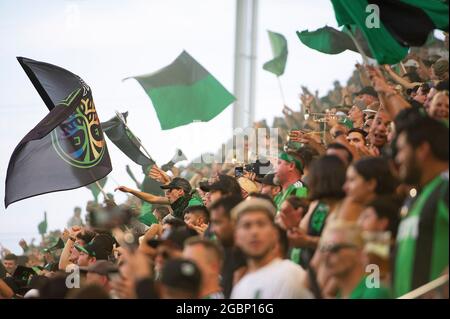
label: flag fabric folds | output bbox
[330,0,449,65]
[297,26,372,57]
[263,30,288,76]
[101,112,154,167]
[4,57,112,208]
[128,51,235,130]
[37,212,48,235]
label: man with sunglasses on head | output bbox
[318,221,391,299]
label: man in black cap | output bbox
[199,174,243,205]
[75,242,110,267]
[260,173,282,200]
[148,227,198,279]
[353,86,379,108]
[159,258,201,299]
[160,177,194,219]
[116,177,193,219]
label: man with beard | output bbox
[393,116,449,297]
[230,198,312,299]
[209,195,245,298]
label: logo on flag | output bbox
[51,88,106,168]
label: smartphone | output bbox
[234,166,244,178]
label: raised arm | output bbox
[383,64,421,89]
[115,186,169,205]
[367,66,411,120]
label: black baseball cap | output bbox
[75,242,109,261]
[354,86,378,98]
[160,177,192,194]
[147,226,197,250]
[199,174,237,193]
[91,234,114,255]
[160,258,201,293]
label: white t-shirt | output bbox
[231,258,313,299]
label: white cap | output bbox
[403,59,419,68]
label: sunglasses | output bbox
[319,243,358,254]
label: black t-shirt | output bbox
[221,246,246,299]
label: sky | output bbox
[0,0,361,253]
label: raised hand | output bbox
[149,165,171,184]
[115,186,133,193]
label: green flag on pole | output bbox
[330,0,449,65]
[297,26,373,57]
[38,212,47,236]
[86,177,107,202]
[127,51,235,130]
[263,31,288,76]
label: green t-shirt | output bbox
[291,202,329,267]
[138,202,158,226]
[274,180,308,212]
[338,277,391,299]
[188,192,204,207]
[394,172,449,298]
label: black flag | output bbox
[4,57,112,207]
[101,112,154,167]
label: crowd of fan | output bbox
[1,35,448,299]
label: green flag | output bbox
[86,177,107,202]
[128,51,235,130]
[331,0,449,65]
[263,31,288,76]
[38,212,47,235]
[297,26,372,57]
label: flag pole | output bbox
[114,110,155,162]
[277,76,287,107]
[88,170,110,201]
[109,176,121,187]
[95,180,110,201]
[398,274,449,299]
[345,26,370,66]
[400,62,407,74]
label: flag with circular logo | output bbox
[4,57,112,208]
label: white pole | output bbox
[95,180,110,201]
[398,274,449,299]
[277,76,287,107]
[248,0,258,128]
[346,26,370,66]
